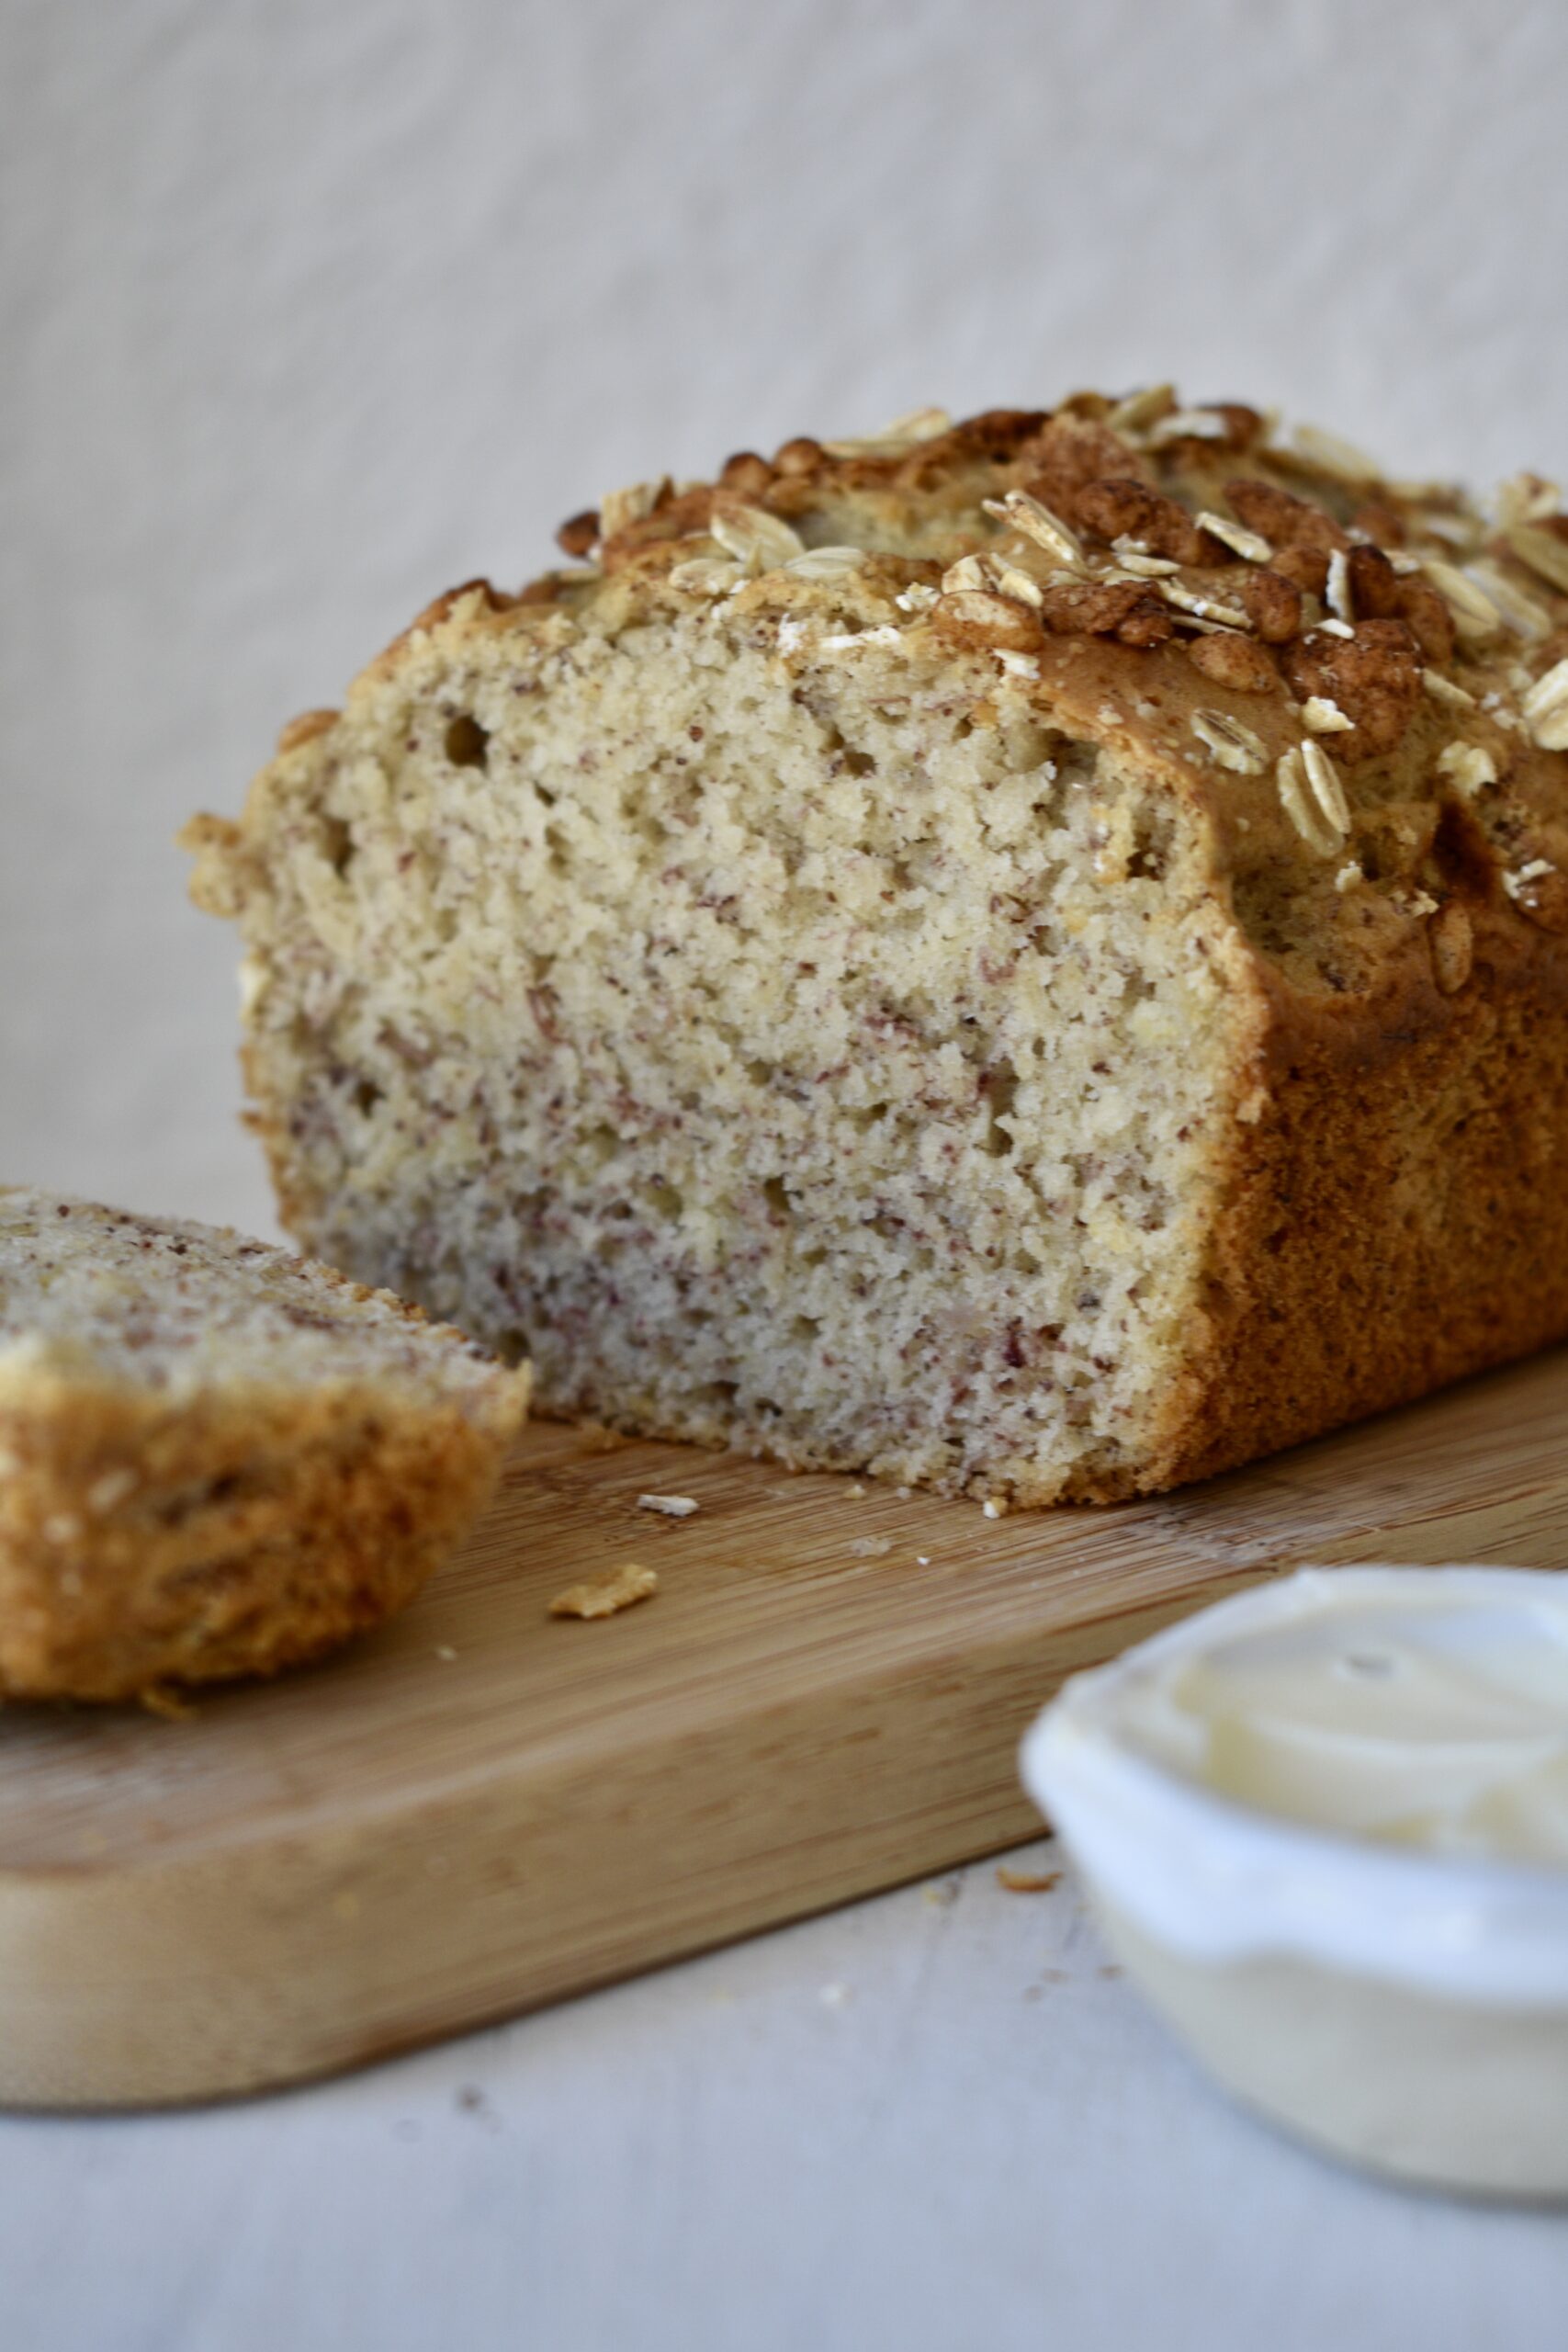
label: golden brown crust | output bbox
[0,1378,518,1700]
[1132,921,1568,1499]
[275,707,341,756]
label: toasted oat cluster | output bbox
[186,388,1568,1506]
[0,1189,528,1696]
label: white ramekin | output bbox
[1020,1566,1568,2197]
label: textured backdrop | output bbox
[5,0,1563,1235]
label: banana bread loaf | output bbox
[184,387,1568,1505]
[0,1189,528,1697]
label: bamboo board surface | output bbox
[3,1347,1567,2109]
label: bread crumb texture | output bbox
[185,388,1568,1506]
[0,1189,528,1699]
[548,1561,659,1619]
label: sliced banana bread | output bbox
[0,1188,528,1698]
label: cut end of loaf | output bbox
[191,592,1261,1504]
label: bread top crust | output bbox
[0,1188,527,1428]
[206,387,1568,1072]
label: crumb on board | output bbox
[849,1534,894,1556]
[996,1865,1063,1894]
[549,1561,660,1619]
[141,1684,198,1721]
[846,1482,867,1498]
[982,1498,1007,1521]
[636,1493,698,1518]
[573,1419,629,1455]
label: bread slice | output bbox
[0,1189,528,1699]
[184,390,1568,1506]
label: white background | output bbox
[5,3,1568,2345]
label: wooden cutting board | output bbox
[4,1348,1566,2110]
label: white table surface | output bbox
[7,2,1568,2342]
[4,1837,1567,2352]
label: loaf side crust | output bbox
[1081,916,1568,1498]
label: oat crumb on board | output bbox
[549,1561,660,1619]
[849,1534,894,1556]
[996,1865,1063,1894]
[636,1493,698,1518]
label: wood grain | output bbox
[3,1347,1565,2109]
